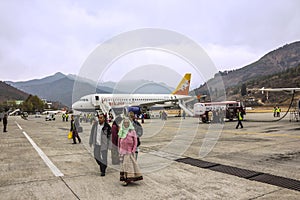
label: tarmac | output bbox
[0,112,299,200]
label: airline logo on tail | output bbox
[172,73,191,95]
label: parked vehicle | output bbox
[45,114,55,121]
[35,112,41,118]
[21,112,28,120]
[194,101,245,123]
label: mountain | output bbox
[195,41,300,98]
[7,72,66,87]
[5,73,108,107]
[6,73,174,108]
[0,81,29,103]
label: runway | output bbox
[0,113,299,199]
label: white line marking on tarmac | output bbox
[16,122,23,130]
[15,122,64,177]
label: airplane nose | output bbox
[72,101,81,110]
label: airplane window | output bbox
[95,96,99,101]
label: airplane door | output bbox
[92,95,100,106]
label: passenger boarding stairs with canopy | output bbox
[92,96,117,120]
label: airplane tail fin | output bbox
[172,73,191,95]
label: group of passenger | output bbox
[210,109,225,124]
[273,106,281,117]
[202,109,225,124]
[78,113,94,123]
[71,111,143,186]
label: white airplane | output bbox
[72,73,193,114]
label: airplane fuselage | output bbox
[72,93,192,112]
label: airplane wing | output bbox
[259,87,300,93]
[138,95,194,108]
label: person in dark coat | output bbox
[111,116,122,165]
[70,115,81,144]
[129,111,143,160]
[3,114,8,132]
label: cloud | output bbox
[0,0,299,84]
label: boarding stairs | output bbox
[94,100,116,120]
[178,100,194,117]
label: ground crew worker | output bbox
[62,113,66,121]
[236,109,243,129]
[277,107,281,117]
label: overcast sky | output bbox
[0,0,299,88]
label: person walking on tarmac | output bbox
[273,106,277,118]
[3,113,8,132]
[236,108,244,129]
[118,118,143,186]
[70,115,81,144]
[129,111,143,160]
[89,113,111,176]
[111,116,122,165]
[66,113,69,122]
[277,107,281,117]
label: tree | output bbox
[241,83,247,96]
[20,95,45,113]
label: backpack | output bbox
[132,120,143,138]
